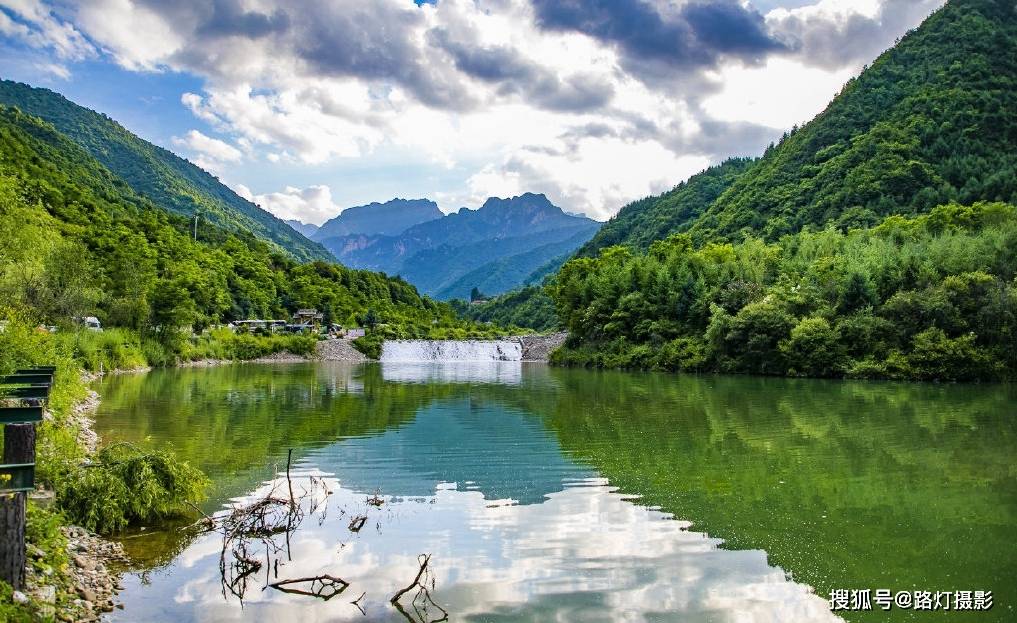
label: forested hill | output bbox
[0,104,490,349]
[577,0,1016,254]
[0,79,332,262]
[576,158,754,257]
[689,0,1017,242]
[541,0,1017,382]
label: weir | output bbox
[380,340,522,362]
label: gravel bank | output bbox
[518,332,568,361]
[315,339,371,362]
[17,384,128,622]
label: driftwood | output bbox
[351,591,367,615]
[390,554,448,622]
[348,515,367,533]
[194,449,331,603]
[269,574,349,601]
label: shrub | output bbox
[891,328,1002,381]
[352,333,384,359]
[657,337,710,371]
[780,317,847,377]
[59,443,209,534]
[723,301,795,374]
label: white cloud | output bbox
[236,184,340,225]
[5,0,944,220]
[702,57,855,129]
[172,129,242,163]
[34,60,69,79]
[0,0,94,60]
[74,0,182,70]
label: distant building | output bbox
[344,327,366,339]
[231,319,286,332]
[293,309,324,326]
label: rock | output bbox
[33,585,56,604]
[26,543,46,559]
[12,590,29,604]
[82,600,93,610]
[101,602,114,612]
[78,587,98,603]
[73,554,94,570]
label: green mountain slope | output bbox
[577,158,755,257]
[0,104,494,345]
[0,79,332,262]
[689,0,1017,241]
[435,228,597,300]
[544,0,1017,382]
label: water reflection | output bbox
[92,363,1017,623]
[111,471,836,623]
[380,361,524,385]
[311,398,592,504]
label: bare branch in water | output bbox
[351,591,367,615]
[269,574,350,601]
[349,515,367,532]
[391,554,449,622]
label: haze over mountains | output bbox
[302,194,600,300]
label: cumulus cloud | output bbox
[173,129,241,162]
[234,184,340,225]
[1,0,944,219]
[766,0,946,70]
[530,0,786,82]
[0,0,94,60]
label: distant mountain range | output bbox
[284,219,319,238]
[314,193,600,300]
[0,80,332,262]
[312,198,443,239]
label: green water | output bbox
[91,363,1016,622]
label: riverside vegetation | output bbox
[550,203,1017,380]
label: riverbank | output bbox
[8,383,128,623]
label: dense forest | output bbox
[0,80,331,262]
[688,0,1017,242]
[551,203,1017,380]
[543,0,1017,381]
[452,286,559,332]
[0,104,500,366]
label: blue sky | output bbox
[0,0,942,224]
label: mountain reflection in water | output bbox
[91,362,1016,623]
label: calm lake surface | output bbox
[90,363,1016,622]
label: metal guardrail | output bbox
[0,464,34,493]
[1,387,50,400]
[0,406,44,425]
[0,374,53,385]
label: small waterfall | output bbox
[380,339,523,362]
